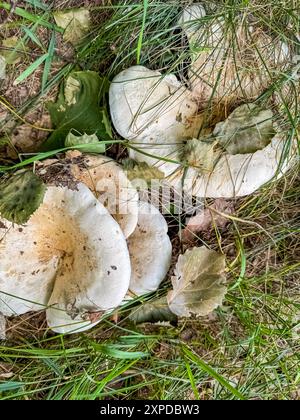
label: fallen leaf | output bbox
[54,9,91,45]
[0,170,46,224]
[122,159,164,183]
[129,296,177,324]
[182,199,234,243]
[65,132,106,153]
[167,247,227,317]
[1,36,26,65]
[213,103,275,154]
[42,71,111,150]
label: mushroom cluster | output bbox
[1,3,298,335]
[0,153,172,334]
[109,3,297,198]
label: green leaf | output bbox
[65,132,106,154]
[1,36,27,65]
[122,158,164,183]
[129,296,178,324]
[24,0,49,11]
[213,103,276,155]
[0,170,46,224]
[167,247,227,317]
[42,71,111,151]
[53,9,90,45]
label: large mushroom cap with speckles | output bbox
[0,183,131,334]
[127,201,172,296]
[109,65,203,176]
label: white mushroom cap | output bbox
[179,4,291,105]
[109,65,203,176]
[178,3,206,40]
[168,134,293,198]
[0,183,131,334]
[127,201,172,296]
[0,217,58,316]
[67,152,139,238]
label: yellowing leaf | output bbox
[167,247,227,317]
[182,138,222,174]
[213,103,275,155]
[53,9,90,45]
[64,75,81,105]
[1,36,26,65]
[122,159,164,183]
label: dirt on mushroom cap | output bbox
[37,151,139,239]
[0,183,131,334]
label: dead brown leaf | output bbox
[181,198,234,243]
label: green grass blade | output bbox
[182,345,246,400]
[13,53,49,86]
[42,31,55,92]
[185,362,200,400]
[24,0,49,11]
[0,2,62,32]
[136,0,149,64]
[0,381,24,392]
[22,25,45,50]
[90,343,149,360]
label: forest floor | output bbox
[0,0,299,400]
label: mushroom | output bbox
[109,65,203,176]
[178,134,292,198]
[167,103,295,198]
[179,3,291,106]
[127,201,172,296]
[0,183,131,334]
[38,151,139,238]
[109,5,296,199]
